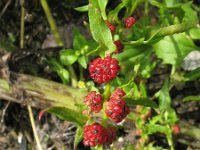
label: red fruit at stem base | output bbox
[106,88,130,123]
[106,99,130,123]
[89,56,120,84]
[110,88,126,100]
[113,40,124,53]
[123,17,136,28]
[105,20,116,35]
[84,91,103,113]
[83,123,107,146]
[172,124,181,135]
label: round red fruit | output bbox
[84,91,103,113]
[83,123,107,146]
[114,40,124,54]
[123,17,136,28]
[89,56,120,84]
[105,20,116,35]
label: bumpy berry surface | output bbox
[106,88,130,123]
[84,91,103,113]
[83,123,107,146]
[105,20,116,35]
[123,17,136,28]
[110,88,126,100]
[89,56,120,84]
[114,40,124,53]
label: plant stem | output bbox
[20,2,43,149]
[20,0,25,49]
[28,105,43,150]
[0,73,87,109]
[102,83,111,127]
[40,0,63,47]
[67,66,78,87]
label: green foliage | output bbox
[74,126,84,149]
[125,98,158,108]
[183,96,200,102]
[42,0,200,149]
[154,33,199,66]
[184,67,200,81]
[47,58,70,84]
[60,49,78,66]
[88,0,116,53]
[47,107,88,126]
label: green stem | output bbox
[20,4,42,149]
[20,0,25,49]
[144,0,149,16]
[40,0,63,47]
[28,105,43,150]
[102,83,111,127]
[125,0,142,17]
[67,66,78,87]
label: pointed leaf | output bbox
[60,49,78,65]
[153,33,199,66]
[146,124,170,135]
[125,98,158,108]
[78,55,88,69]
[183,96,200,102]
[47,107,88,126]
[98,0,108,20]
[184,67,200,81]
[74,5,88,12]
[88,0,115,52]
[74,126,84,149]
[73,28,88,50]
[158,79,171,112]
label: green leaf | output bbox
[114,45,149,62]
[57,68,69,84]
[158,79,171,112]
[78,55,87,69]
[98,0,108,20]
[74,126,84,149]
[181,4,198,21]
[184,67,200,81]
[74,5,88,12]
[108,3,124,23]
[88,0,116,52]
[146,124,170,136]
[47,58,69,84]
[153,33,199,66]
[125,98,158,108]
[138,51,157,78]
[60,49,78,65]
[147,22,196,44]
[188,27,200,40]
[73,28,88,50]
[47,107,88,126]
[183,96,200,102]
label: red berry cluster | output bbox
[105,17,136,54]
[105,20,116,35]
[113,40,124,54]
[84,91,103,113]
[89,56,120,84]
[106,88,130,123]
[83,123,116,147]
[123,17,136,28]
